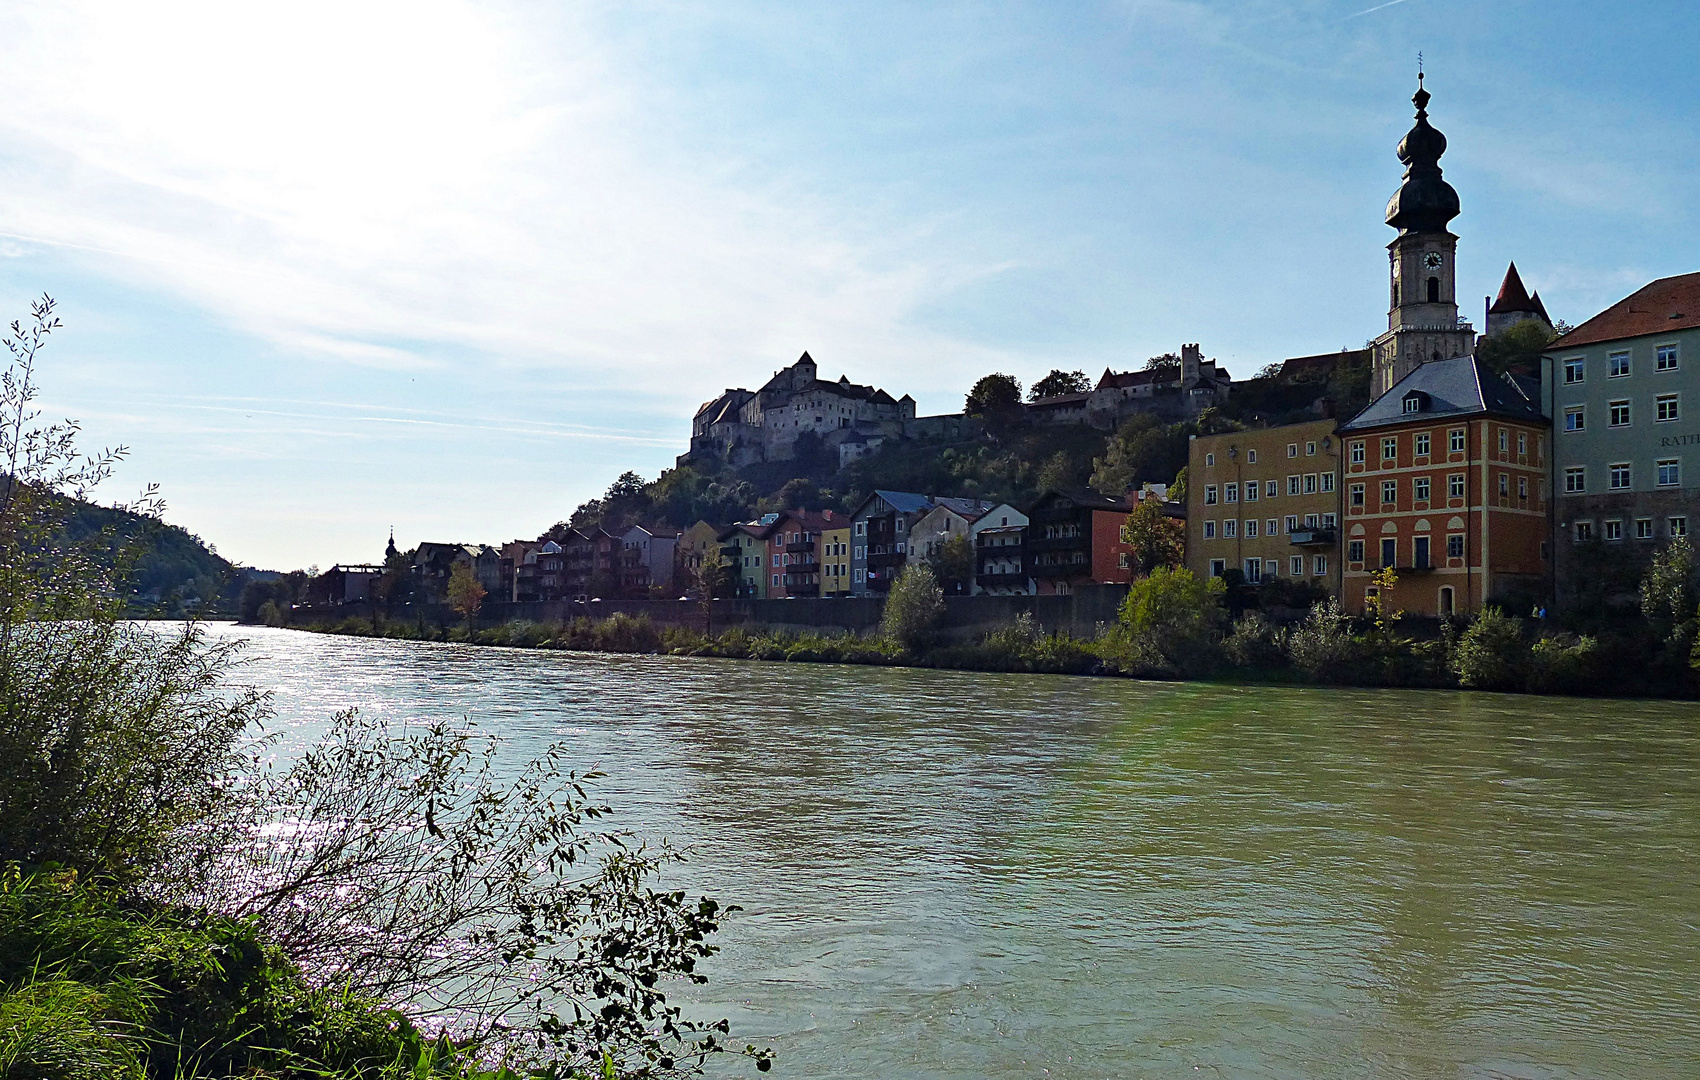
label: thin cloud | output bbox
[1345,0,1414,19]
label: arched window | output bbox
[1427,276,1440,303]
[1439,586,1454,616]
[1393,283,1400,306]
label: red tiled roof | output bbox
[1489,262,1537,315]
[1552,272,1700,349]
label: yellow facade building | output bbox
[822,525,852,594]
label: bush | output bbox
[1452,607,1526,691]
[881,564,945,650]
[1112,567,1226,676]
[1285,598,1356,682]
[1526,632,1602,695]
[1223,611,1286,670]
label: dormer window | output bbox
[1402,390,1428,414]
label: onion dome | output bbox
[1384,74,1460,234]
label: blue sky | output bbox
[2,0,1694,571]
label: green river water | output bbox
[215,624,1700,1079]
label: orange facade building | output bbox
[1338,354,1549,616]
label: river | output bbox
[211,623,1700,1079]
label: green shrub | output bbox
[1222,611,1285,670]
[1285,598,1357,682]
[1526,632,1602,695]
[1452,607,1526,690]
[881,564,945,650]
[1112,567,1226,677]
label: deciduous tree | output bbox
[446,559,486,620]
[1120,498,1185,576]
[1029,369,1089,400]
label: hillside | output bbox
[52,495,246,616]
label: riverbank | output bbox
[266,606,1698,698]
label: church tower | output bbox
[1371,74,1476,399]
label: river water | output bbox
[212,623,1700,1079]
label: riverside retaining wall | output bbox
[280,584,1130,641]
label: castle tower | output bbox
[1371,74,1476,399]
[1485,262,1553,338]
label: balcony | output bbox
[1027,535,1086,553]
[719,545,741,559]
[1288,529,1336,547]
[867,550,907,568]
[976,571,1030,587]
[785,540,814,553]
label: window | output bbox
[1245,482,1259,502]
[1205,485,1218,505]
[1414,477,1431,501]
[1403,396,1421,414]
[1564,407,1585,432]
[1609,462,1631,490]
[1225,482,1239,502]
[1288,443,1298,458]
[1306,441,1317,456]
[895,519,904,531]
[1498,473,1509,497]
[1303,474,1318,494]
[1209,559,1226,577]
[1267,518,1279,536]
[1348,539,1365,563]
[1320,473,1335,493]
[1657,344,1679,371]
[1243,558,1262,584]
[1266,480,1278,498]
[1382,437,1398,460]
[1245,519,1259,538]
[1610,400,1631,426]
[854,546,865,560]
[1205,452,1216,467]
[1427,276,1440,302]
[1350,483,1365,507]
[1564,357,1585,383]
[1610,351,1631,377]
[1281,474,1300,496]
[1415,433,1431,456]
[1636,518,1654,540]
[1351,441,1365,464]
[1322,513,1337,528]
[1517,433,1527,456]
[1449,473,1466,499]
[1574,521,1592,542]
[772,554,781,567]
[1381,538,1397,568]
[1518,476,1528,499]
[855,521,866,535]
[1285,515,1299,533]
[1564,467,1585,493]
[1289,556,1303,576]
[1447,534,1464,559]
[1303,513,1319,529]
[1604,520,1623,541]
[854,568,864,583]
[1498,429,1508,453]
[1313,555,1327,576]
[1223,519,1238,538]
[772,574,781,586]
[1382,479,1398,504]
[1672,517,1689,537]
[1657,459,1680,487]
[1203,521,1216,539]
[1247,449,1258,463]
[1449,428,1466,453]
[1414,536,1431,570]
[1656,394,1680,422]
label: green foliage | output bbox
[1223,611,1285,670]
[1029,370,1089,401]
[927,533,974,595]
[964,373,1022,419]
[1119,498,1184,576]
[1111,567,1226,676]
[1090,414,1191,496]
[881,564,945,650]
[1476,319,1557,376]
[446,560,487,620]
[1285,598,1356,681]
[1526,633,1604,695]
[1452,607,1526,690]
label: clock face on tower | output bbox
[1424,252,1444,270]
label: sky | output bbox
[1,0,1695,571]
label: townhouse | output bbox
[1024,489,1135,595]
[1338,354,1548,616]
[969,503,1031,595]
[822,519,852,595]
[1546,272,1699,600]
[764,510,842,598]
[849,491,936,595]
[717,522,772,599]
[1187,418,1342,593]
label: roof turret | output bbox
[1384,73,1460,234]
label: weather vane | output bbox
[1418,51,1424,79]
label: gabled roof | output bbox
[770,508,842,532]
[849,489,934,519]
[1338,354,1545,432]
[1026,392,1091,409]
[1549,271,1700,349]
[1029,488,1130,512]
[1096,368,1172,391]
[930,497,995,520]
[1489,262,1540,315]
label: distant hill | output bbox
[54,496,250,617]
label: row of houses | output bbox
[1186,272,1700,617]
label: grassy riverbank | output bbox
[274,594,1699,699]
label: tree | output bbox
[964,373,1023,421]
[881,562,945,650]
[1036,450,1077,493]
[1120,498,1184,576]
[1143,352,1181,376]
[1452,607,1526,690]
[1029,369,1089,400]
[694,545,733,600]
[1476,320,1558,376]
[1366,565,1403,640]
[928,533,974,595]
[446,559,486,621]
[1112,566,1226,675]
[1090,413,1190,495]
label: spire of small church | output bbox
[1384,70,1460,234]
[1490,262,1537,314]
[385,528,398,562]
